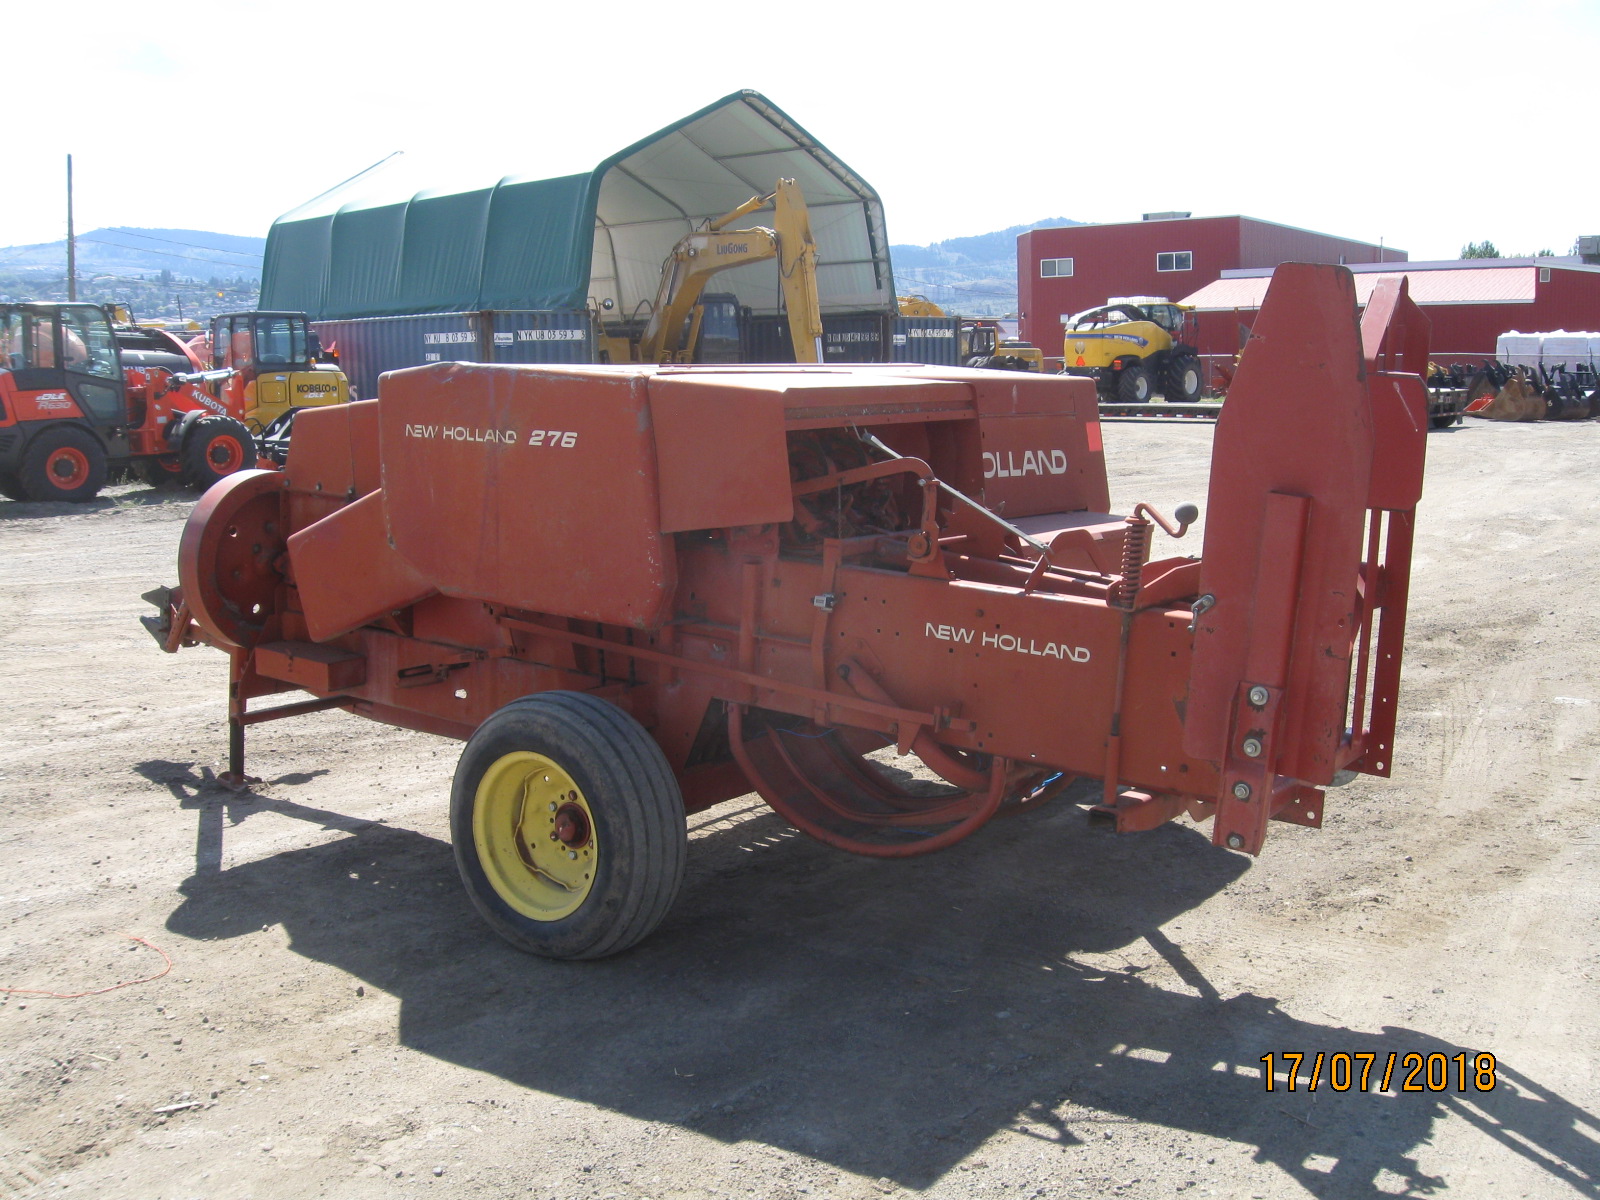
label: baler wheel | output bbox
[451,692,686,960]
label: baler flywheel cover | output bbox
[176,468,287,650]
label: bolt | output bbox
[1241,737,1263,758]
[1226,833,1245,850]
[1232,782,1252,800]
[1248,685,1269,707]
[567,851,577,860]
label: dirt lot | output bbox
[1,416,1597,1200]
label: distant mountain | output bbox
[891,219,1081,317]
[0,228,264,321]
[0,227,265,282]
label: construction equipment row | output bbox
[0,304,349,503]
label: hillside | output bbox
[0,228,264,321]
[890,219,1081,317]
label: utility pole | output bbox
[66,154,77,301]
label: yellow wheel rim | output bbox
[472,752,597,921]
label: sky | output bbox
[8,0,1598,262]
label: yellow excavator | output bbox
[597,179,824,365]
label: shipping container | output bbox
[315,310,592,400]
[891,316,961,366]
[745,313,895,365]
[822,315,891,364]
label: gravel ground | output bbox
[0,415,1596,1200]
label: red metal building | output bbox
[1182,259,1600,363]
[1018,215,1405,362]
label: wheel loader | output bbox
[1063,297,1203,403]
[144,265,1430,960]
[0,302,349,502]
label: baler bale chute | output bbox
[144,263,1430,960]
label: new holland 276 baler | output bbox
[144,264,1430,959]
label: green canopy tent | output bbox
[261,91,896,325]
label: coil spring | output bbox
[1114,516,1151,610]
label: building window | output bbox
[1539,267,1552,283]
[1040,257,1074,278]
[1157,251,1193,272]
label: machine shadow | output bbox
[0,487,187,521]
[164,784,1598,1197]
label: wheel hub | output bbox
[48,448,88,486]
[552,801,591,849]
[475,753,597,920]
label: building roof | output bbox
[1030,213,1399,254]
[260,91,895,321]
[1222,256,1600,277]
[1182,266,1544,311]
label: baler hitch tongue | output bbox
[1186,264,1429,855]
[139,585,192,654]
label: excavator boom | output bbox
[635,179,823,365]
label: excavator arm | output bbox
[635,178,823,364]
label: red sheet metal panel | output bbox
[376,362,677,630]
[288,490,436,643]
[283,399,382,499]
[1184,263,1373,784]
[254,641,368,692]
[648,375,796,533]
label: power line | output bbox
[98,228,263,260]
[897,281,1018,300]
[76,237,262,269]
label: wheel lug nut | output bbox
[567,851,577,860]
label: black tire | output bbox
[137,455,185,488]
[450,691,687,960]
[1117,362,1153,404]
[0,471,24,501]
[1164,354,1203,403]
[180,416,258,491]
[964,355,995,370]
[18,425,107,502]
